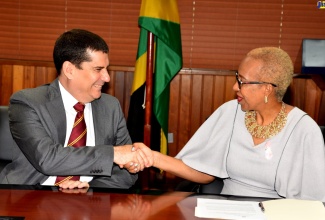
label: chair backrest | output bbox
[320,126,325,141]
[199,177,224,194]
[0,106,15,171]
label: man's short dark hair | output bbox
[53,29,109,74]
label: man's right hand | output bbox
[58,180,89,193]
[113,143,152,172]
[123,143,155,173]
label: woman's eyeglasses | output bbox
[235,72,277,89]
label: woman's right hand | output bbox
[125,143,155,173]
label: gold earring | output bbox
[264,96,268,103]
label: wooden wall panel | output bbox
[12,65,24,93]
[112,71,126,113]
[102,67,135,119]
[168,75,181,157]
[202,75,214,121]
[1,65,14,105]
[213,75,226,110]
[304,79,319,119]
[313,74,325,125]
[292,78,307,110]
[314,86,322,122]
[190,74,202,137]
[123,71,134,120]
[35,67,57,87]
[225,75,237,101]
[0,64,58,106]
[177,74,192,155]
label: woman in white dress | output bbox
[131,47,325,201]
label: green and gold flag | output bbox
[127,0,182,155]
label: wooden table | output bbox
[0,184,266,220]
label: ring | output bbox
[131,145,135,151]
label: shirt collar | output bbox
[58,81,79,111]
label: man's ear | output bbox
[62,61,75,80]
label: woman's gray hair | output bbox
[247,47,294,101]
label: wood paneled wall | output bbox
[167,69,237,156]
[0,60,135,117]
[1,60,325,157]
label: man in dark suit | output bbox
[0,29,149,189]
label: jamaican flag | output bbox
[127,0,182,155]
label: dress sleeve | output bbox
[175,100,240,178]
[275,115,325,202]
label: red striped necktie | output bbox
[55,102,87,186]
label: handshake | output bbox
[57,143,156,190]
[113,143,156,174]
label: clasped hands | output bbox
[57,143,153,191]
[114,142,154,174]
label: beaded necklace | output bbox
[245,102,287,139]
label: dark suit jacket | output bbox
[0,79,137,188]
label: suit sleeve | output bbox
[90,96,138,188]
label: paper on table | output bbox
[263,199,325,220]
[195,198,266,220]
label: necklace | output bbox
[245,102,287,139]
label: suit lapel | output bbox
[45,79,66,145]
[91,100,106,145]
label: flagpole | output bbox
[141,31,154,190]
[144,31,154,147]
